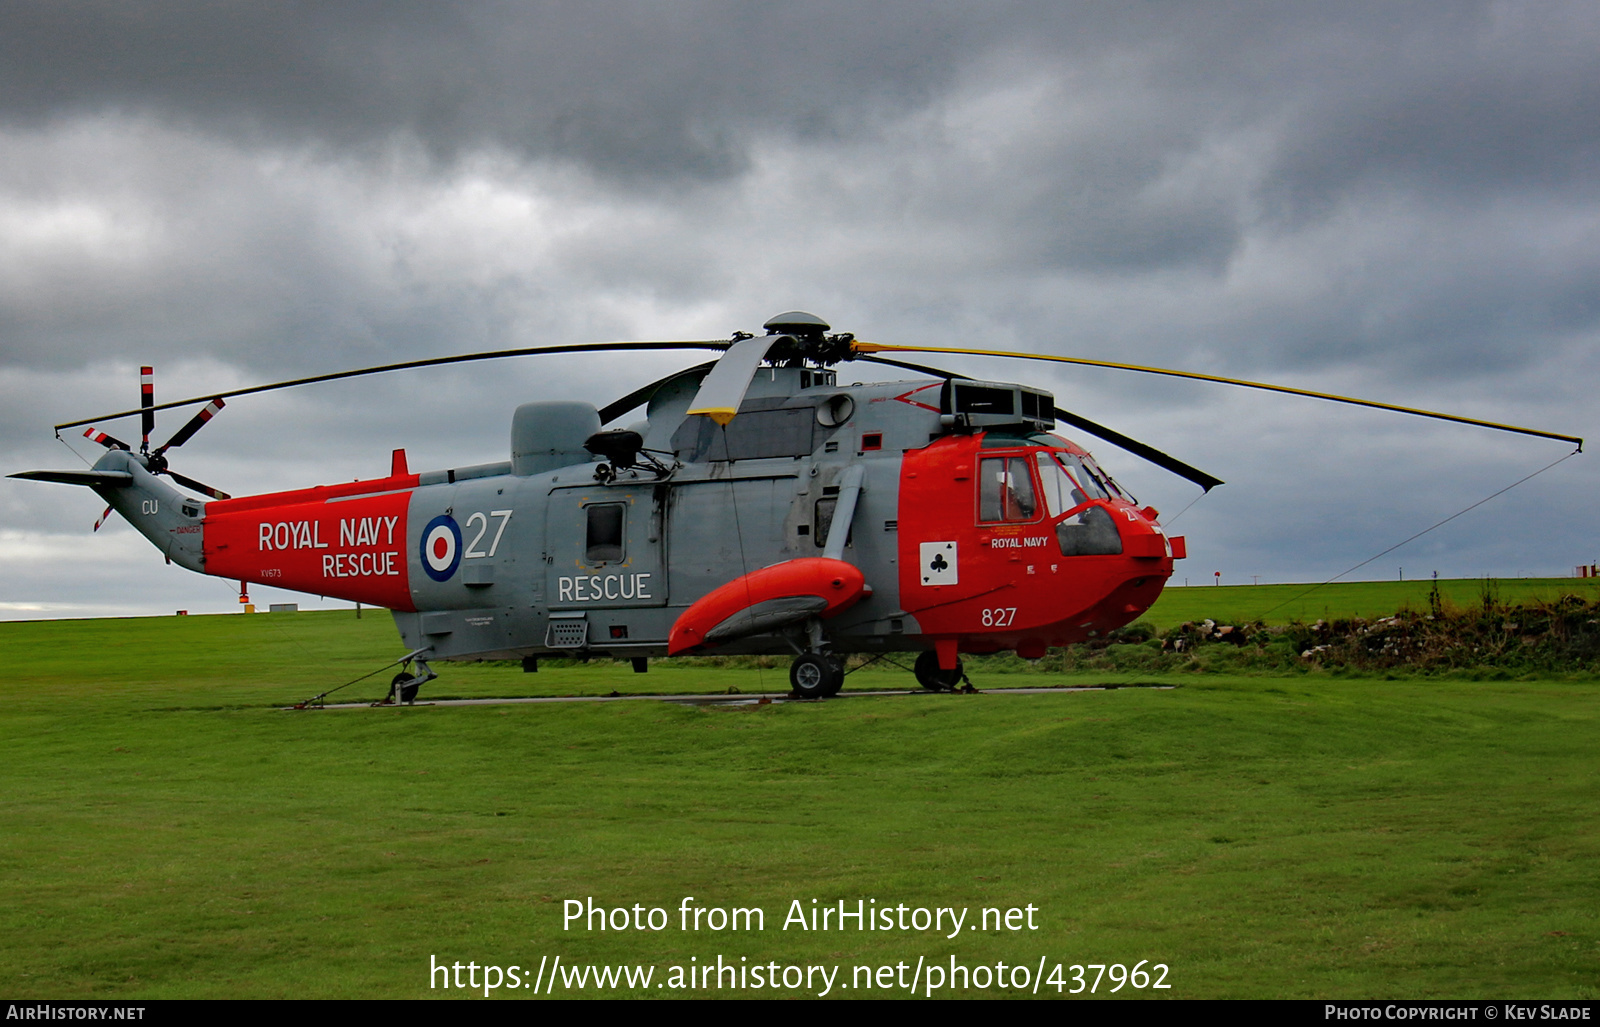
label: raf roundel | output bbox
[420,515,462,582]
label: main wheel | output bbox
[790,654,843,699]
[820,655,846,697]
[914,650,963,692]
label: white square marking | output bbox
[919,541,958,585]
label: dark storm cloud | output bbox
[12,3,1583,188]
[4,3,1597,307]
[1256,4,1600,213]
[0,1,1011,182]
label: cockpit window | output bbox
[978,456,1038,523]
[1078,455,1130,502]
[1055,453,1110,501]
[1035,451,1123,556]
[1035,452,1087,517]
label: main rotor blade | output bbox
[154,397,225,455]
[56,340,731,431]
[164,469,232,500]
[1052,407,1225,492]
[858,354,1224,492]
[853,342,1584,449]
[598,361,717,425]
[686,335,781,424]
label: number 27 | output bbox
[464,510,513,558]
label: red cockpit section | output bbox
[898,434,1176,656]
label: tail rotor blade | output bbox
[165,470,231,501]
[82,427,131,451]
[155,398,225,455]
[140,366,155,452]
[93,505,115,531]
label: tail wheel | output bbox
[391,672,421,704]
[914,650,964,692]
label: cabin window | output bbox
[585,504,625,563]
[813,498,853,548]
[978,457,1038,523]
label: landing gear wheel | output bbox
[914,650,964,692]
[790,653,844,699]
[820,655,845,697]
[391,672,421,704]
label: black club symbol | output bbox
[929,553,949,572]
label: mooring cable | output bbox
[1258,447,1582,620]
[1160,485,1211,528]
[292,647,432,708]
[718,423,767,693]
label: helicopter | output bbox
[11,311,1583,702]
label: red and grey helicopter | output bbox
[11,312,1583,700]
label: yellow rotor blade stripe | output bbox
[851,342,1583,448]
[687,406,738,426]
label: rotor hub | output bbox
[763,311,831,336]
[759,311,855,367]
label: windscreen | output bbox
[1054,452,1110,501]
[1035,452,1087,516]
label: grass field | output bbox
[3,583,1597,999]
[1143,576,1600,630]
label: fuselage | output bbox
[90,366,1183,663]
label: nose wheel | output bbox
[789,653,845,699]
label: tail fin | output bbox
[11,451,207,571]
[9,469,133,487]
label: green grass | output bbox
[1143,576,1600,630]
[2,599,1598,999]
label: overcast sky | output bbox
[2,2,1596,620]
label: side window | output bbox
[978,456,1038,523]
[585,504,625,563]
[813,497,853,549]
